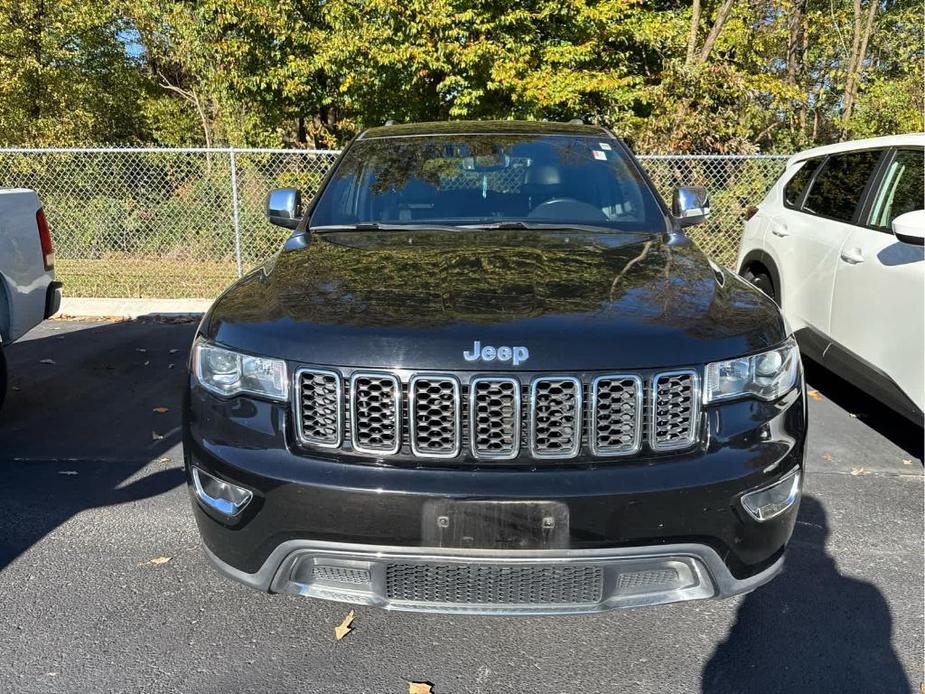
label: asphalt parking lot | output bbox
[0,319,921,694]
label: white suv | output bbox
[737,134,924,425]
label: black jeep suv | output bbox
[183,120,806,614]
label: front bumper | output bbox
[184,374,805,614]
[202,538,784,615]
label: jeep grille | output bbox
[530,377,582,458]
[294,369,701,462]
[295,368,342,447]
[349,373,401,454]
[651,371,700,451]
[409,376,461,457]
[470,378,521,459]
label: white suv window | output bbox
[783,158,821,208]
[802,150,883,223]
[869,149,924,229]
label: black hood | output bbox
[205,229,786,370]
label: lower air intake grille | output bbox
[385,563,604,605]
[350,373,400,454]
[651,371,699,450]
[312,565,371,585]
[297,369,341,447]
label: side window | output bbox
[783,158,821,208]
[869,149,924,229]
[803,150,883,223]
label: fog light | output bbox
[741,469,801,521]
[192,467,253,517]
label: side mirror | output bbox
[266,188,302,229]
[672,186,710,227]
[891,210,925,246]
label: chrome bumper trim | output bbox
[201,540,784,615]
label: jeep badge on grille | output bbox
[463,340,529,366]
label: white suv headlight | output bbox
[704,338,800,404]
[192,339,288,402]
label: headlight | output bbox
[192,339,288,401]
[704,338,800,404]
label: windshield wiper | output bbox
[311,223,469,233]
[461,221,624,233]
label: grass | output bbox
[56,258,239,299]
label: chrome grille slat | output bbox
[350,372,401,455]
[590,375,642,456]
[650,370,699,451]
[470,377,521,460]
[530,377,582,459]
[409,375,461,458]
[295,368,342,448]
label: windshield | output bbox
[309,133,667,232]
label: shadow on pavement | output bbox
[702,496,911,694]
[804,357,923,462]
[0,318,196,572]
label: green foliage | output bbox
[0,0,150,144]
[0,0,921,150]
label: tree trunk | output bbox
[786,0,807,133]
[686,0,702,65]
[697,0,736,64]
[843,0,878,128]
[28,0,46,121]
[786,0,806,86]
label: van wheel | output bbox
[744,267,776,303]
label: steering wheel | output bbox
[528,198,608,222]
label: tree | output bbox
[0,0,148,144]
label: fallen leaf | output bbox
[408,683,433,694]
[169,349,179,354]
[902,459,913,465]
[334,610,355,641]
[39,358,55,365]
[11,386,20,391]
[153,407,169,414]
[157,457,171,465]
[850,467,869,476]
[848,413,857,418]
[144,360,150,366]
[139,556,172,566]
[168,364,176,369]
[57,470,78,476]
[821,453,833,462]
[807,389,821,401]
[151,431,165,441]
[136,348,147,353]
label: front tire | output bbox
[744,267,776,303]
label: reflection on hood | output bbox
[213,229,773,341]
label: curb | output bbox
[58,297,213,319]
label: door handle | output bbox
[771,226,789,238]
[840,248,864,264]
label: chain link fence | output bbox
[0,147,788,299]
